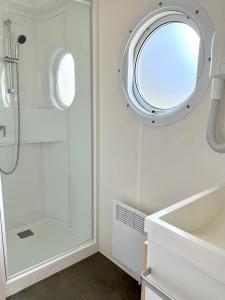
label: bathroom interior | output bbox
[0,0,225,299]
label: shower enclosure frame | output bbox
[0,0,99,298]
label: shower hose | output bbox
[0,63,20,175]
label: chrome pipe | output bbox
[4,19,15,94]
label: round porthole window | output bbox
[121,0,214,126]
[49,49,76,110]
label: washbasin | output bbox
[145,184,225,300]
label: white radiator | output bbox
[112,201,147,280]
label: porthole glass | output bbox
[49,49,76,110]
[121,1,214,126]
[57,53,75,108]
[136,22,200,110]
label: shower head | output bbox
[15,35,26,60]
[17,35,26,44]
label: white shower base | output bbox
[6,218,83,277]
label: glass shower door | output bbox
[0,0,93,279]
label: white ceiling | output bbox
[9,0,49,9]
[1,0,91,18]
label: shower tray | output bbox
[6,218,83,277]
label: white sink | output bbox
[145,184,225,300]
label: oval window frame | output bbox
[49,48,76,110]
[120,0,214,126]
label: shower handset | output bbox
[15,35,27,60]
[207,25,225,153]
[4,35,27,64]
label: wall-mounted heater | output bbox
[112,201,147,281]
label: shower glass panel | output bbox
[0,0,93,279]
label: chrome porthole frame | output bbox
[120,0,214,126]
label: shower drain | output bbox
[17,230,34,239]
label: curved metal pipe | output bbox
[207,99,225,153]
[207,78,225,153]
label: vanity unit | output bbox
[141,184,225,300]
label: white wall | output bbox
[98,0,225,258]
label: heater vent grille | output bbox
[116,204,146,235]
[113,201,147,279]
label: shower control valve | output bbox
[7,88,15,94]
[0,126,6,137]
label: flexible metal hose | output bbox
[0,63,20,174]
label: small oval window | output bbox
[49,49,76,109]
[136,22,200,110]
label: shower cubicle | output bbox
[0,0,96,297]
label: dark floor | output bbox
[8,253,141,300]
